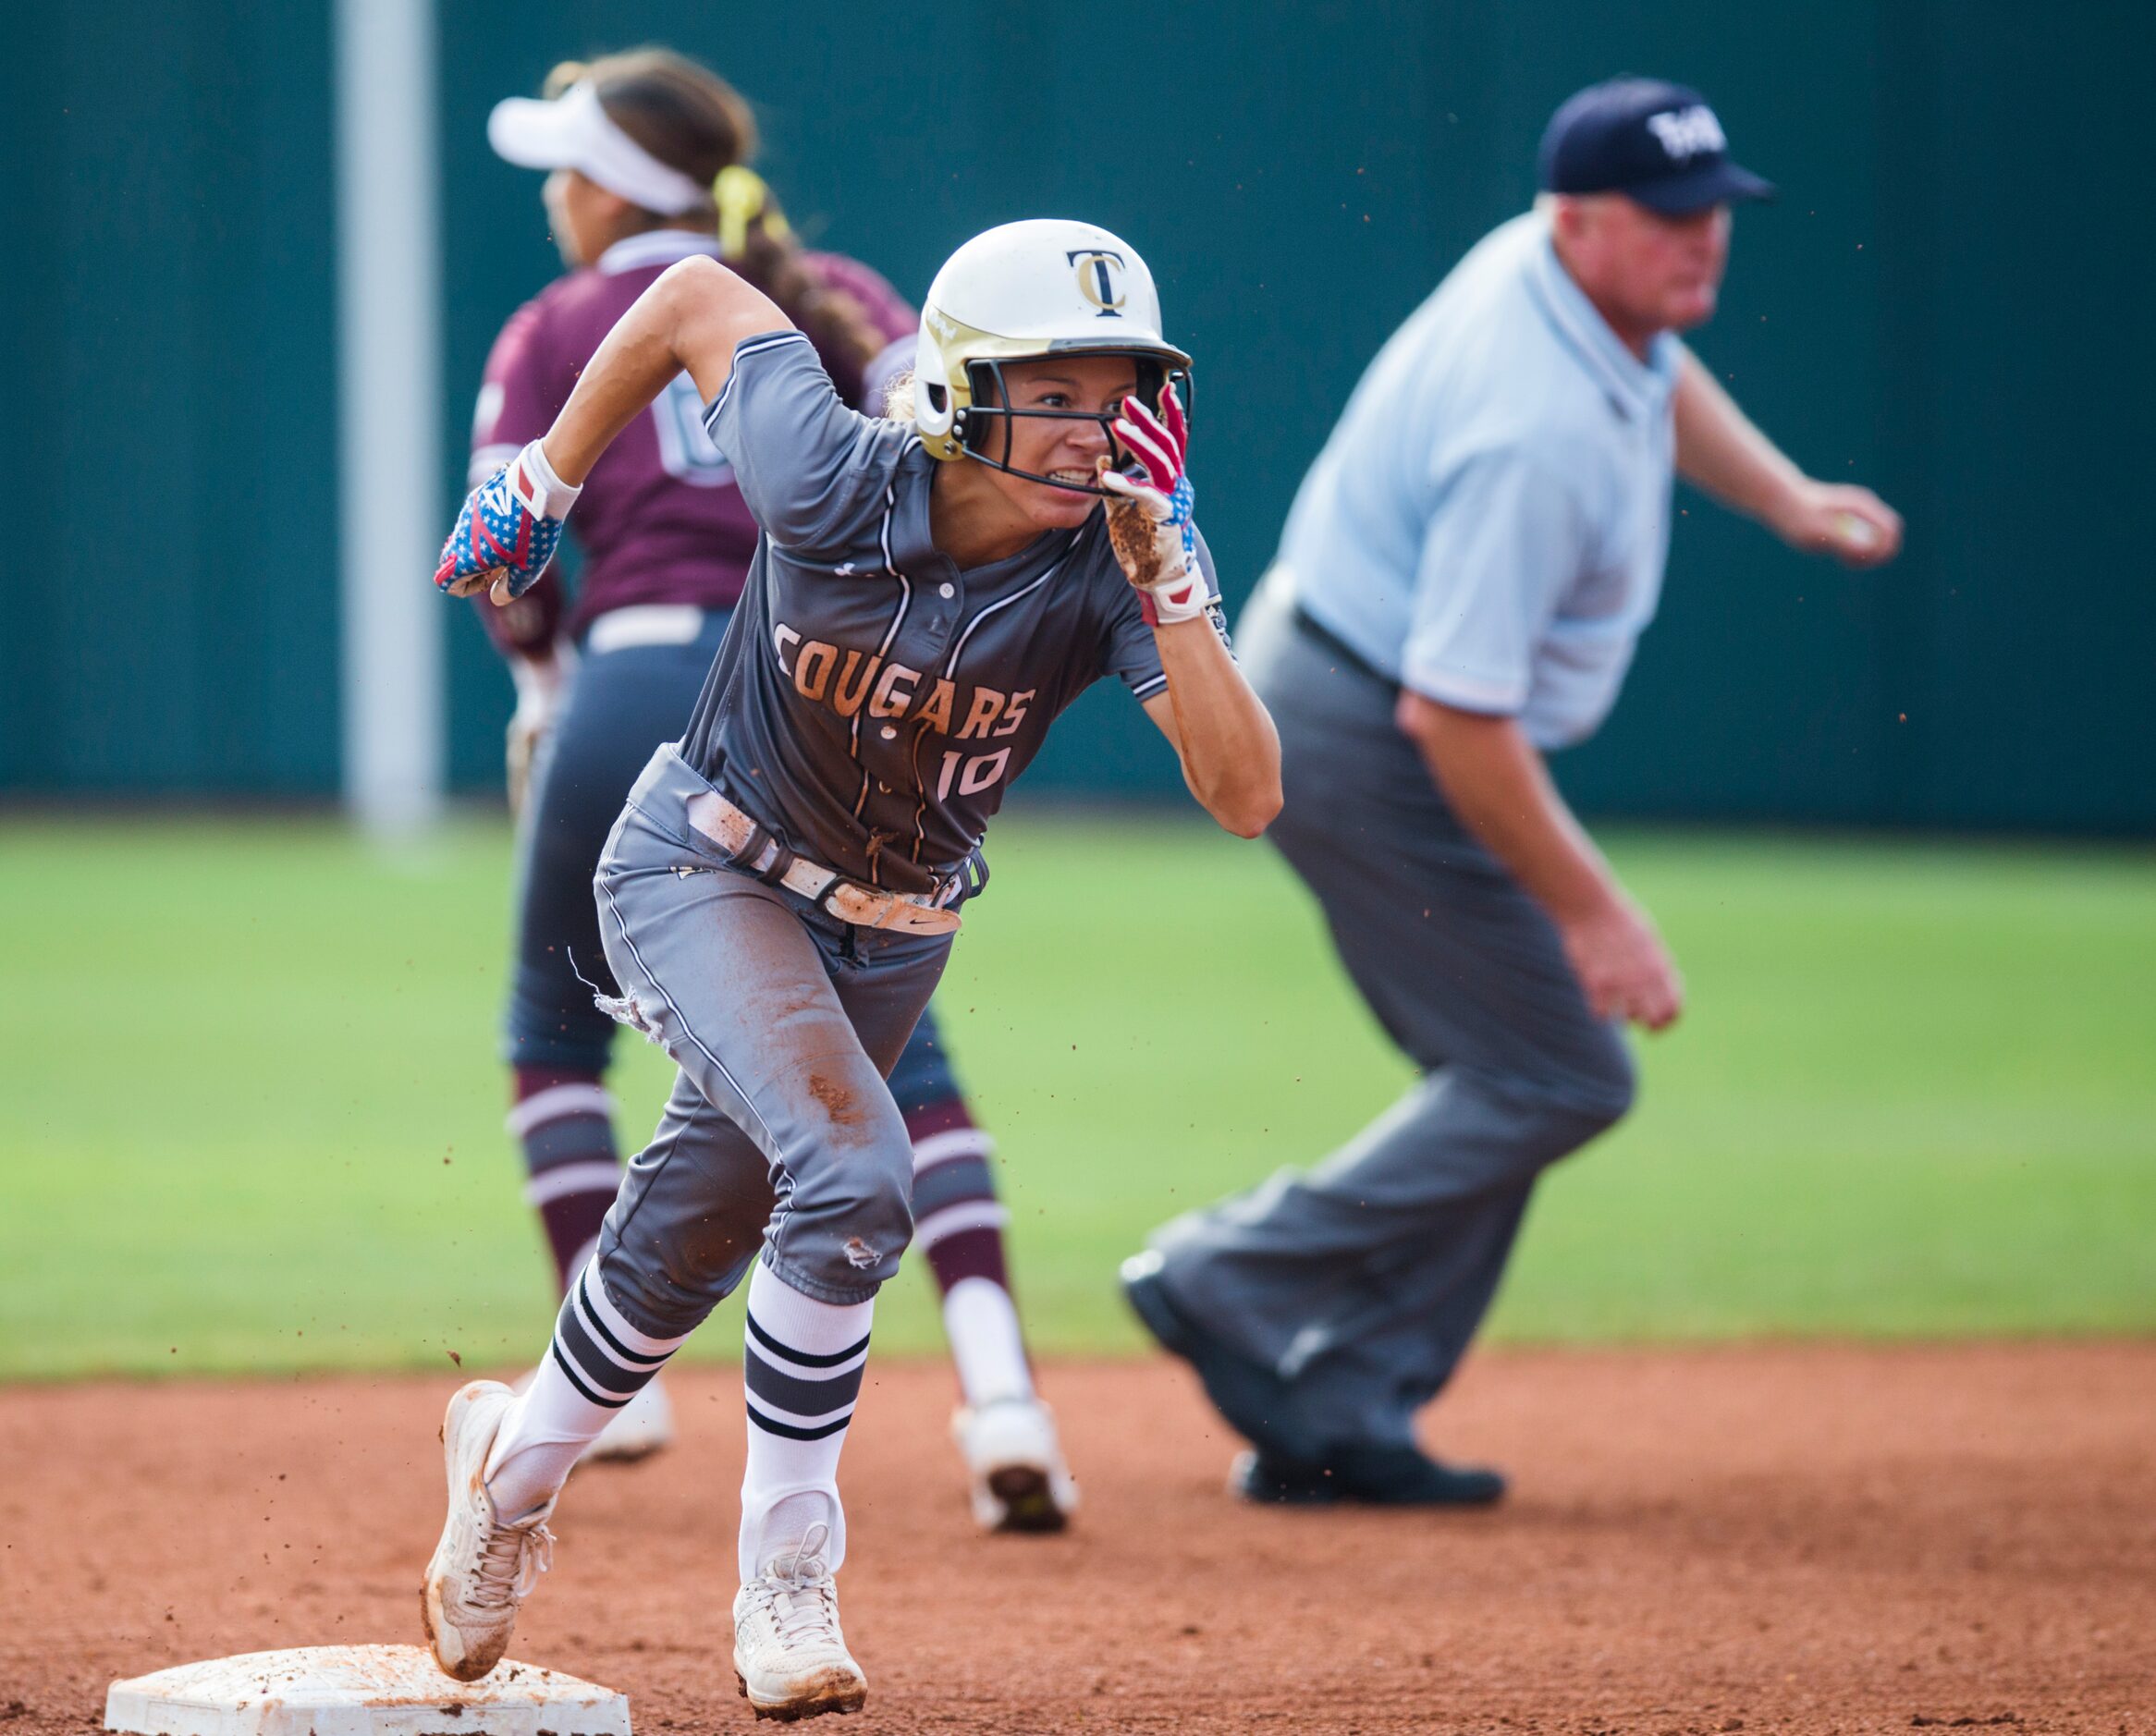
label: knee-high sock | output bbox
[511,1068,623,1295]
[740,1261,874,1581]
[484,1261,688,1518]
[905,1100,1033,1408]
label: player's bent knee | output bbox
[595,1196,767,1340]
[821,1179,918,1284]
[590,1242,747,1343]
[775,1143,918,1298]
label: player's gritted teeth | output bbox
[964,354,1141,521]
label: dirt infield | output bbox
[3,1344,2150,1734]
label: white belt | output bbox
[685,790,964,935]
[587,605,708,654]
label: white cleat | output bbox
[732,1524,866,1722]
[951,1396,1079,1534]
[581,1374,675,1464]
[420,1380,556,1682]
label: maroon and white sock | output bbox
[509,1067,622,1294]
[905,1099,1034,1408]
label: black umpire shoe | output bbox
[1228,1449,1337,1505]
[1120,1251,1326,1465]
[1231,1443,1508,1509]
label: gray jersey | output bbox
[681,329,1219,895]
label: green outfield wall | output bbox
[7,0,2150,831]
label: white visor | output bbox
[487,80,710,216]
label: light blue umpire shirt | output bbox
[1271,210,1680,750]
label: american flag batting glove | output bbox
[1103,386,1209,626]
[434,438,582,600]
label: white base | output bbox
[105,1645,630,1736]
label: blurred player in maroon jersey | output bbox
[466,47,1074,1529]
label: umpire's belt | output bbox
[1292,604,1398,691]
[685,789,970,936]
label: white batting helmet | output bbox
[913,219,1192,492]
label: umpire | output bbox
[1125,78,1901,1504]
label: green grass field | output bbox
[1,812,2150,1381]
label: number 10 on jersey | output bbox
[935,747,1012,801]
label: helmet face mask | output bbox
[913,219,1193,496]
[955,356,1194,497]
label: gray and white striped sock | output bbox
[738,1262,874,1580]
[483,1263,688,1517]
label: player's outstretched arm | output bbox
[541,255,786,488]
[435,257,790,604]
[1672,345,1902,568]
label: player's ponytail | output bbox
[580,48,886,405]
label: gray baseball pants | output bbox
[588,745,953,1331]
[1146,580,1636,1450]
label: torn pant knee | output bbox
[762,1111,917,1305]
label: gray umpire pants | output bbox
[1147,576,1636,1450]
[589,745,953,1332]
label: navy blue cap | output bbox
[1537,79,1775,214]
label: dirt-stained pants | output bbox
[590,745,953,1329]
[503,605,969,1110]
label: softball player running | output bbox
[422,217,1280,1718]
[468,49,1076,1529]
